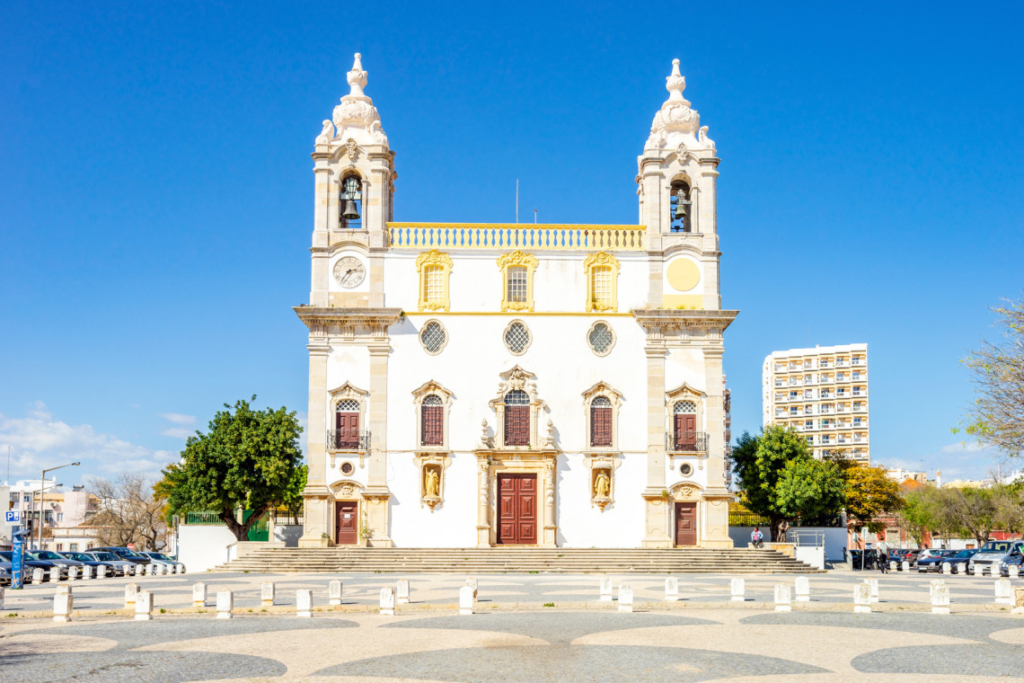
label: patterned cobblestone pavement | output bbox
[2,572,1024,682]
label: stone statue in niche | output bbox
[422,464,442,511]
[592,469,612,511]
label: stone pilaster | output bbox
[362,343,393,546]
[702,344,732,548]
[642,337,672,548]
[475,456,491,547]
[299,342,331,547]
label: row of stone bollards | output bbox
[888,559,1021,579]
[27,562,184,586]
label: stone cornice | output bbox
[631,309,738,331]
[294,307,403,338]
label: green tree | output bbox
[277,464,308,526]
[731,426,844,541]
[163,397,303,541]
[843,465,905,534]
[897,487,932,547]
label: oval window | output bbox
[504,321,532,355]
[420,321,447,354]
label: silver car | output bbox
[85,551,135,577]
[967,540,1024,576]
[142,552,185,573]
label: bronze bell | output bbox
[674,189,691,219]
[341,200,360,220]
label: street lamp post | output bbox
[37,462,80,551]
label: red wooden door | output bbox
[336,412,359,448]
[335,501,358,545]
[497,474,537,544]
[674,414,697,450]
[675,502,697,546]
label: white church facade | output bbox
[295,55,738,549]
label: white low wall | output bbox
[730,526,848,562]
[178,524,237,573]
[795,545,826,570]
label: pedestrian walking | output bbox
[877,538,889,573]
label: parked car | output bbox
[0,559,11,585]
[141,552,185,573]
[968,540,1024,576]
[916,549,957,572]
[89,546,152,569]
[84,550,135,577]
[943,548,979,574]
[59,551,116,578]
[0,550,62,581]
[889,548,920,567]
[28,550,85,577]
[849,548,879,569]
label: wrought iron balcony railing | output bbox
[667,431,709,453]
[327,430,371,451]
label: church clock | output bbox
[333,256,365,288]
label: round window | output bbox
[588,322,615,356]
[420,321,447,354]
[680,463,693,476]
[504,321,532,355]
[340,461,354,475]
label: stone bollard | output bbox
[31,568,44,585]
[731,578,745,603]
[261,582,276,607]
[1010,565,1020,580]
[459,585,475,616]
[135,590,154,621]
[995,578,1013,606]
[96,565,107,579]
[83,565,93,580]
[161,564,169,576]
[1013,587,1024,615]
[55,584,72,596]
[599,578,613,602]
[0,586,5,610]
[665,577,679,602]
[68,566,79,582]
[329,580,343,606]
[618,584,634,613]
[931,584,951,615]
[179,564,186,575]
[854,584,872,613]
[216,590,233,619]
[124,583,140,609]
[863,578,879,604]
[795,577,810,603]
[380,587,396,616]
[53,591,74,623]
[901,560,910,572]
[396,579,411,605]
[193,582,207,608]
[942,562,952,575]
[889,561,897,572]
[465,578,478,599]
[774,585,792,612]
[296,589,313,618]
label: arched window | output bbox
[590,396,612,447]
[339,176,363,230]
[421,395,443,446]
[669,180,692,233]
[673,400,698,450]
[504,389,530,446]
[335,399,361,449]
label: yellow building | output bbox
[762,344,869,464]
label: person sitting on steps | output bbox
[751,526,765,549]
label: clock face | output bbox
[333,256,366,289]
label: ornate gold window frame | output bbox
[497,251,539,312]
[416,250,453,312]
[583,251,620,312]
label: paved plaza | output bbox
[2,571,1024,681]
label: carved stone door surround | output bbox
[474,450,558,548]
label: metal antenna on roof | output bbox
[516,179,519,224]
[533,209,538,223]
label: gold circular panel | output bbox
[666,259,701,292]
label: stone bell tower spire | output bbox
[309,53,396,307]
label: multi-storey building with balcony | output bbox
[295,56,737,549]
[762,344,870,464]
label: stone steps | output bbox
[214,548,822,574]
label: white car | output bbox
[142,552,185,573]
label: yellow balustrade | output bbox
[387,223,646,251]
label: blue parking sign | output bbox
[5,510,21,524]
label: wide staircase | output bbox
[213,547,821,574]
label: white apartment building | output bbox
[762,344,870,464]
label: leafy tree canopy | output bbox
[842,465,904,534]
[163,397,303,541]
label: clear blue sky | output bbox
[2,1,1022,486]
